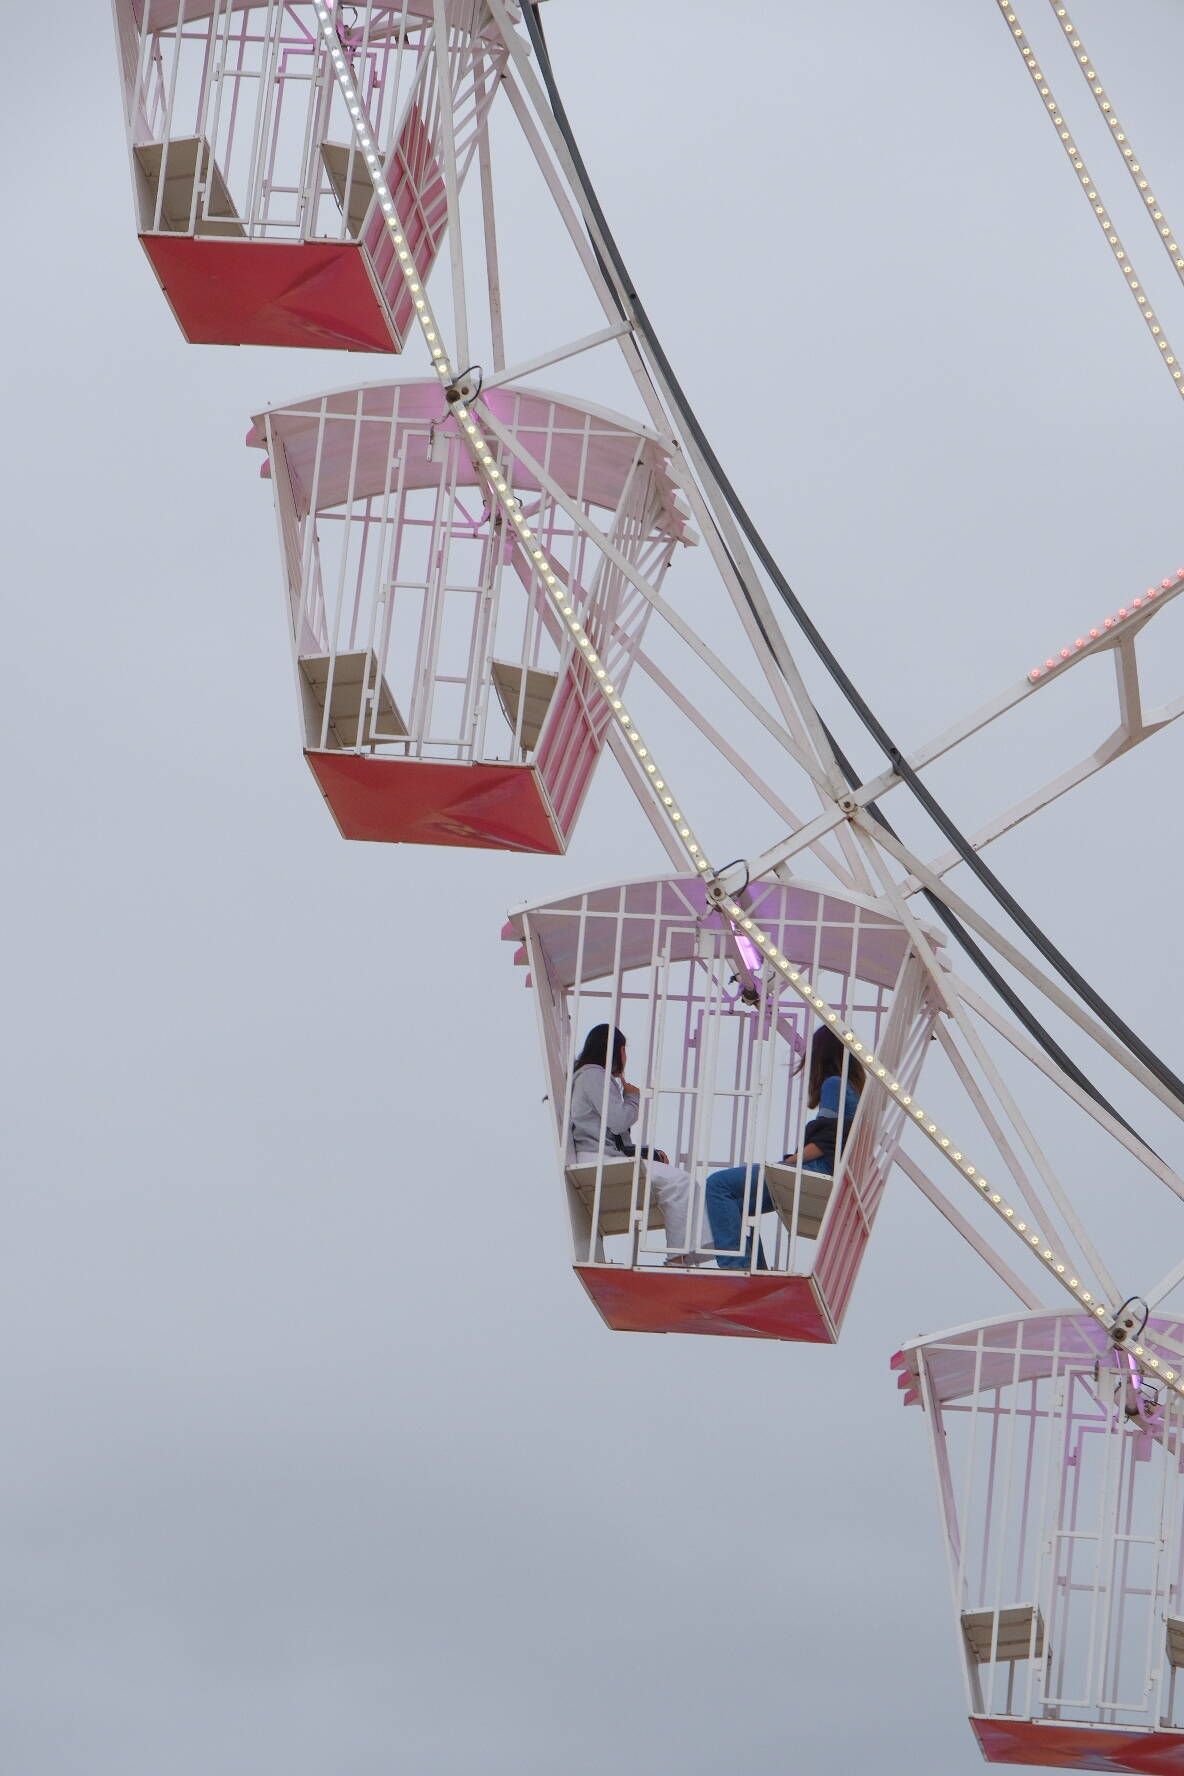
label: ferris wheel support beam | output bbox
[930,1016,1119,1307]
[746,575,1184,888]
[1144,1255,1184,1314]
[894,1150,1045,1311]
[850,822,1121,1303]
[479,323,633,393]
[431,0,471,371]
[604,727,687,868]
[478,393,877,897]
[850,809,1184,1127]
[627,644,864,891]
[491,29,855,810]
[918,658,1184,887]
[953,974,1184,1211]
[471,55,506,371]
[474,402,838,796]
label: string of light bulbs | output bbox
[994,0,1183,399]
[308,0,1184,1392]
[1043,0,1184,293]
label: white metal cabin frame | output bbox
[899,1309,1184,1756]
[511,872,939,1334]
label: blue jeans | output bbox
[706,1160,831,1271]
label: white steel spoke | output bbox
[488,16,853,800]
[480,324,633,392]
[474,402,837,794]
[431,0,471,370]
[848,821,1121,1305]
[954,972,1184,1208]
[605,726,687,868]
[894,1150,1045,1310]
[749,569,1184,886]
[851,808,1184,1124]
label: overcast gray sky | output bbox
[3,2,1184,1772]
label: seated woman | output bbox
[705,1028,865,1272]
[569,1023,708,1267]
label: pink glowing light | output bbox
[1026,564,1182,686]
[736,934,762,975]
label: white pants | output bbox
[647,1160,702,1254]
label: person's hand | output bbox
[653,1148,669,1165]
[622,1080,639,1096]
[781,1151,797,1165]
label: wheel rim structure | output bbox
[110,1,1184,1766]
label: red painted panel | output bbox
[575,1267,836,1343]
[813,1170,870,1336]
[535,671,599,842]
[140,235,398,351]
[304,751,565,852]
[972,1715,1184,1771]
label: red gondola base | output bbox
[139,235,398,351]
[972,1715,1184,1771]
[575,1266,837,1343]
[304,751,565,852]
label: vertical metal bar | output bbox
[431,0,471,368]
[471,52,505,370]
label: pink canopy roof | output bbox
[126,0,509,31]
[506,873,937,993]
[247,379,692,541]
[892,1307,1184,1406]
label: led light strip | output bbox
[1028,566,1184,680]
[308,2,718,875]
[994,0,1184,399]
[1045,0,1184,288]
[309,0,455,384]
[312,0,1177,1391]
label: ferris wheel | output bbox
[111,1,1184,1767]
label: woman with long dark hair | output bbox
[704,1027,865,1271]
[569,1023,708,1266]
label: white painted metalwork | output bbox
[115,0,1184,1756]
[510,874,937,1329]
[902,1311,1184,1745]
[248,378,689,846]
[112,0,510,349]
[205,0,1184,1372]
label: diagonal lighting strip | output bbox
[310,0,1183,1392]
[1044,0,1184,290]
[309,0,457,387]
[994,0,1184,399]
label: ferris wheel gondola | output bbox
[897,1309,1184,1770]
[508,872,938,1340]
[247,378,691,849]
[113,0,509,350]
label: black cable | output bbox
[518,3,1184,1117]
